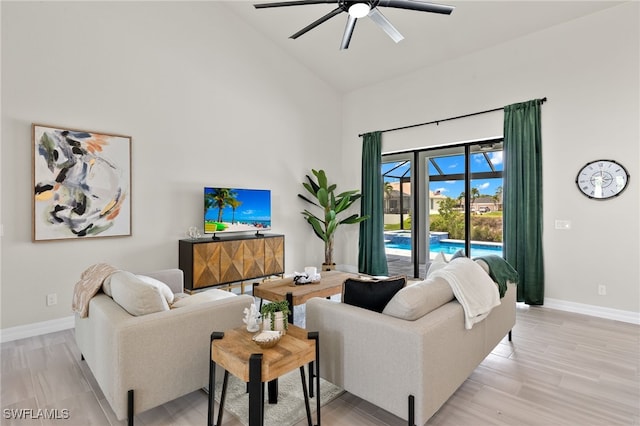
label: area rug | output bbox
[214,370,344,426]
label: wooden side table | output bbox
[208,325,320,426]
[253,270,358,324]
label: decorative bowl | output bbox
[252,330,282,349]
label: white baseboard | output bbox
[544,298,640,325]
[1,315,75,343]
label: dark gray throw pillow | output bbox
[342,276,407,313]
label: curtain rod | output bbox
[358,97,547,137]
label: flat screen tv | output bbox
[204,187,271,237]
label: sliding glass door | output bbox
[381,154,424,277]
[382,140,504,278]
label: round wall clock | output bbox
[576,159,630,200]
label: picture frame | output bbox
[32,124,132,241]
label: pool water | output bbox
[386,240,503,258]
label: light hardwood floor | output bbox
[1,305,638,426]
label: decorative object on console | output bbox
[187,226,201,239]
[575,159,629,199]
[261,300,291,333]
[32,124,131,241]
[243,303,262,332]
[298,169,369,270]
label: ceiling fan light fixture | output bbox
[348,2,371,18]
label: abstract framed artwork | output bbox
[32,124,132,241]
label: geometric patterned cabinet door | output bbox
[179,234,284,292]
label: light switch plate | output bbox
[555,220,571,230]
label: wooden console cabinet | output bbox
[179,234,284,292]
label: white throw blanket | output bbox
[430,257,500,329]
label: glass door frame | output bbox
[382,151,423,278]
[383,137,503,278]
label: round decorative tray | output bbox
[252,331,282,349]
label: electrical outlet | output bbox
[598,285,607,296]
[46,293,57,306]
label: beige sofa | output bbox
[74,268,253,424]
[306,264,516,426]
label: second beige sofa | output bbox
[306,266,516,426]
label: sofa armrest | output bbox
[140,268,184,294]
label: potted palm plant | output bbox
[298,169,369,270]
[260,300,291,333]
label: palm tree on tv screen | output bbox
[209,188,238,223]
[228,198,242,224]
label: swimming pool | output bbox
[385,239,503,258]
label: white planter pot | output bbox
[263,311,287,334]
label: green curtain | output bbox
[359,131,389,276]
[503,99,544,305]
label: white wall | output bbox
[340,3,639,315]
[1,2,342,329]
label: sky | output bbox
[383,151,504,198]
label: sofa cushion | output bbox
[342,276,406,313]
[451,249,466,260]
[426,252,449,277]
[103,272,175,305]
[137,274,175,304]
[382,276,455,320]
[109,271,170,316]
[171,289,236,308]
[102,274,115,297]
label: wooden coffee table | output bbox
[253,270,358,324]
[208,325,320,426]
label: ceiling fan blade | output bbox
[254,0,338,9]
[377,0,454,15]
[290,7,344,39]
[340,15,358,50]
[368,8,404,43]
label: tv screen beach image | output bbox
[204,188,271,234]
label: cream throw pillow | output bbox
[171,289,236,308]
[103,272,174,305]
[137,274,175,304]
[426,252,449,277]
[109,271,170,316]
[382,276,455,320]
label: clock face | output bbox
[576,160,630,199]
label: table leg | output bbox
[267,379,278,404]
[209,332,225,426]
[299,366,313,426]
[286,292,294,324]
[248,353,264,426]
[308,331,321,426]
[254,283,263,311]
[308,361,315,398]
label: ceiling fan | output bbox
[253,0,454,50]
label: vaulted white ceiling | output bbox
[223,1,625,92]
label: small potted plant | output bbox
[260,300,291,333]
